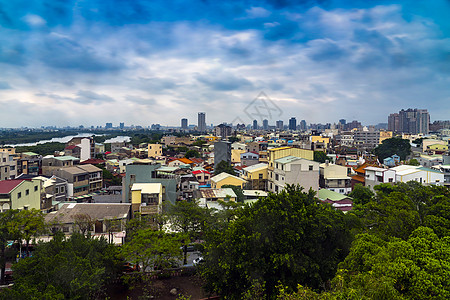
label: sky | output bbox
[0,0,449,128]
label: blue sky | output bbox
[0,0,449,128]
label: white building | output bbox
[269,156,319,193]
[391,165,444,186]
[364,166,396,190]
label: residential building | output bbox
[210,172,247,189]
[148,144,163,158]
[181,118,188,129]
[50,164,102,198]
[0,151,16,180]
[389,108,430,134]
[319,163,351,194]
[391,165,444,186]
[276,120,283,130]
[214,141,231,170]
[240,151,259,166]
[242,163,268,190]
[317,189,353,213]
[66,136,95,161]
[417,154,443,167]
[0,179,41,211]
[354,130,381,150]
[45,203,131,244]
[299,120,307,131]
[167,158,193,167]
[42,155,80,176]
[231,149,246,164]
[269,156,319,193]
[289,117,297,130]
[364,166,396,190]
[131,183,163,216]
[192,169,211,185]
[422,139,447,153]
[215,124,233,138]
[196,188,237,210]
[263,119,269,130]
[198,112,206,133]
[17,152,41,176]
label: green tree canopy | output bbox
[313,151,331,163]
[374,137,411,161]
[201,186,353,298]
[0,232,120,299]
[348,183,374,206]
[185,149,200,159]
[214,160,236,176]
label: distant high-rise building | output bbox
[276,120,283,130]
[253,120,258,130]
[198,112,206,133]
[263,119,269,130]
[105,123,113,129]
[388,109,429,134]
[215,124,233,138]
[289,117,297,131]
[119,122,124,129]
[181,118,188,129]
[300,120,307,131]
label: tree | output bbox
[214,160,236,176]
[73,214,94,236]
[0,210,21,285]
[348,183,374,206]
[374,138,411,161]
[166,201,212,264]
[228,136,240,143]
[185,149,200,159]
[0,232,120,299]
[120,229,184,272]
[201,186,353,298]
[408,158,420,166]
[313,151,331,163]
[14,209,46,257]
[221,184,245,203]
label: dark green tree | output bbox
[0,210,21,284]
[185,149,200,159]
[221,184,245,202]
[0,232,120,299]
[313,151,331,163]
[201,186,353,298]
[374,138,411,161]
[228,136,240,143]
[214,160,236,176]
[348,183,374,205]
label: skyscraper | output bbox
[253,120,258,130]
[198,112,206,133]
[263,119,269,130]
[300,120,307,131]
[276,120,283,130]
[289,117,297,130]
[181,118,188,129]
[119,122,124,129]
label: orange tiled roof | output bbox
[351,174,365,182]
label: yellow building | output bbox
[268,147,314,168]
[231,149,246,163]
[148,144,163,158]
[242,163,268,190]
[131,183,163,216]
[310,136,330,146]
[379,131,393,144]
[0,179,41,211]
[210,172,247,189]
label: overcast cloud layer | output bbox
[0,0,449,128]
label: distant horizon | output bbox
[1,1,449,127]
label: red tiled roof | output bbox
[0,180,25,194]
[80,159,106,165]
[192,170,211,175]
[351,174,365,182]
[65,145,77,150]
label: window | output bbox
[18,192,22,198]
[259,174,263,179]
[34,186,38,192]
[26,189,29,195]
[55,187,59,194]
[275,174,279,180]
[339,189,344,193]
[309,165,313,171]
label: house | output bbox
[17,152,41,176]
[426,144,448,155]
[42,155,80,176]
[269,156,319,193]
[432,165,450,186]
[0,179,41,211]
[242,190,268,204]
[383,154,400,167]
[364,166,396,190]
[210,172,247,189]
[192,169,211,185]
[416,154,442,167]
[130,183,163,216]
[240,151,259,167]
[195,188,237,210]
[0,151,17,180]
[168,158,193,168]
[317,189,353,213]
[241,163,268,191]
[319,163,352,194]
[50,164,103,198]
[391,165,444,186]
[66,136,95,161]
[422,139,446,152]
[45,203,131,244]
[148,144,163,158]
[351,162,377,188]
[34,175,68,211]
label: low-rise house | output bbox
[196,188,237,210]
[34,175,68,211]
[383,154,400,167]
[45,203,131,244]
[17,152,41,176]
[242,163,268,191]
[148,144,163,158]
[319,162,351,194]
[391,165,444,186]
[168,158,194,168]
[317,189,353,213]
[425,144,448,155]
[0,179,41,211]
[417,154,442,167]
[240,152,259,166]
[0,151,17,180]
[42,155,80,176]
[364,166,396,190]
[130,183,163,217]
[242,190,268,203]
[432,165,450,186]
[192,169,211,185]
[210,172,247,189]
[50,164,103,198]
[269,156,319,193]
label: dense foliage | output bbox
[374,137,411,161]
[15,142,66,156]
[313,151,332,163]
[214,160,237,176]
[1,232,121,299]
[201,186,353,298]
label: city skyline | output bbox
[0,1,450,127]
